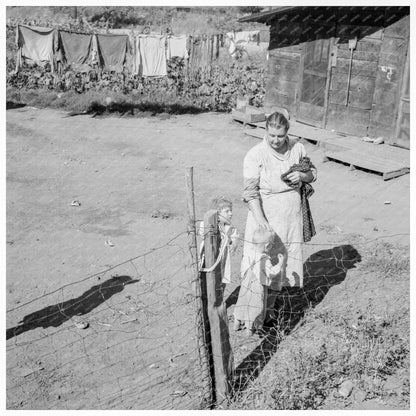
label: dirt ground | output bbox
[6,107,410,409]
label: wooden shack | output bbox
[240,6,410,149]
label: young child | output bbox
[198,196,239,285]
[233,228,284,336]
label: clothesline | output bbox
[15,24,231,77]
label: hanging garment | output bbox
[135,35,167,76]
[167,35,188,59]
[226,32,237,57]
[96,34,129,72]
[60,31,93,70]
[189,35,211,72]
[17,25,58,72]
[259,29,270,43]
[234,31,251,45]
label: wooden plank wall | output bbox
[264,16,302,115]
[326,24,383,136]
[265,9,409,139]
[368,15,409,142]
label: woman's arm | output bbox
[248,199,272,230]
[300,170,315,183]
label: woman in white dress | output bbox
[234,111,317,330]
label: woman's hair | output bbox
[266,111,290,132]
[210,196,232,212]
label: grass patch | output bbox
[358,241,409,280]
[6,88,208,116]
[228,305,409,410]
[227,243,409,410]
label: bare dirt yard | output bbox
[6,107,410,410]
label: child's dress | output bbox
[198,221,239,284]
[233,252,283,332]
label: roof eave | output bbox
[238,6,297,23]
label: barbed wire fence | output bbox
[6,166,409,410]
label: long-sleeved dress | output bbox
[240,137,317,290]
[233,251,283,332]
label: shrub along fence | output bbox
[6,24,267,112]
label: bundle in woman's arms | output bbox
[281,156,316,242]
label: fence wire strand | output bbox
[6,217,409,410]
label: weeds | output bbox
[228,243,409,410]
[359,241,409,280]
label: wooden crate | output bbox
[232,106,266,124]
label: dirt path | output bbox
[6,108,409,409]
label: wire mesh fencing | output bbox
[223,232,410,400]
[6,214,409,410]
[6,231,212,410]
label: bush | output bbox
[6,54,267,113]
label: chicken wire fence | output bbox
[6,231,212,410]
[6,219,409,409]
[211,231,409,398]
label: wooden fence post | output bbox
[185,167,213,407]
[203,209,234,404]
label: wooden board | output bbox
[297,102,326,127]
[334,59,378,77]
[330,75,376,96]
[329,90,373,109]
[384,15,409,39]
[243,120,346,148]
[324,148,410,180]
[267,77,298,95]
[326,105,371,136]
[336,49,379,61]
[264,90,296,112]
[231,108,265,124]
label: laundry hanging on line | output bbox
[135,35,167,77]
[96,33,130,72]
[16,25,58,72]
[15,25,226,76]
[167,35,188,59]
[59,30,93,71]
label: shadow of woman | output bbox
[6,275,139,340]
[232,244,361,394]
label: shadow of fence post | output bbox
[203,209,234,406]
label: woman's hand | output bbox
[248,198,273,231]
[256,217,273,231]
[286,171,303,185]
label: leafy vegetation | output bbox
[6,7,268,114]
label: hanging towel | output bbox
[96,34,129,72]
[17,25,57,72]
[135,35,167,77]
[60,31,93,69]
[234,31,251,45]
[167,35,188,59]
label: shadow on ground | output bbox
[230,244,362,394]
[6,275,139,340]
[6,101,26,110]
[64,100,208,118]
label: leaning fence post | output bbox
[185,167,213,407]
[204,209,234,404]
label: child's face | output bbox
[218,206,233,225]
